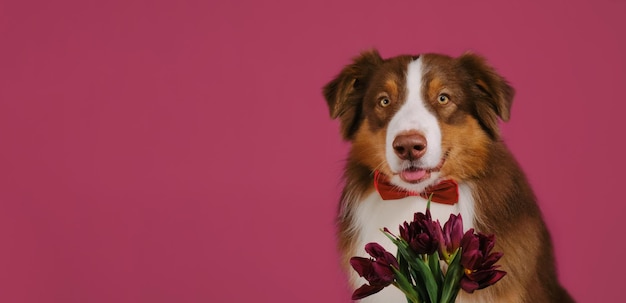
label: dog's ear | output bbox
[458,52,515,139]
[323,49,383,140]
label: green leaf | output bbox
[391,266,421,303]
[398,252,411,283]
[440,249,464,303]
[398,250,417,300]
[409,267,429,302]
[388,238,439,302]
[386,231,435,302]
[396,249,424,303]
[428,252,443,289]
[410,255,439,303]
[380,226,442,303]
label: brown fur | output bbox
[324,50,574,302]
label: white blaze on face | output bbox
[385,57,443,192]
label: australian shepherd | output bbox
[323,50,573,302]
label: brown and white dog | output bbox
[323,50,573,303]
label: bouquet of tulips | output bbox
[350,202,506,303]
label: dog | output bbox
[323,50,573,302]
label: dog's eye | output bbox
[379,98,391,107]
[437,94,450,105]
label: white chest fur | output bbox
[350,183,475,303]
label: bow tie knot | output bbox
[374,170,459,205]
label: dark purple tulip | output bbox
[459,229,507,293]
[364,242,399,269]
[438,213,464,261]
[350,243,399,300]
[399,210,441,255]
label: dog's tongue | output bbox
[400,169,427,182]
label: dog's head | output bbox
[323,50,514,192]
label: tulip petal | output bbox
[482,252,504,268]
[364,243,399,269]
[460,278,480,293]
[364,243,384,257]
[351,284,385,300]
[448,214,463,250]
[371,261,395,283]
[457,229,507,294]
[350,257,373,278]
[481,270,506,289]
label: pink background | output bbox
[1,0,624,302]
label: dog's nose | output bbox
[393,132,427,160]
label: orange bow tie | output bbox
[374,170,459,205]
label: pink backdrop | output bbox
[1,0,624,302]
